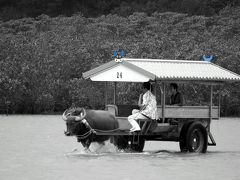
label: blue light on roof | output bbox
[113,50,118,58]
[202,55,214,62]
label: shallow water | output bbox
[0,115,240,180]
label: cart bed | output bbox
[94,117,177,136]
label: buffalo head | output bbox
[62,107,90,136]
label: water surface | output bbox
[0,115,240,180]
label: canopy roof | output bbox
[82,58,240,83]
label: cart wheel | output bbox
[129,137,145,152]
[186,122,208,153]
[113,135,129,150]
[113,135,145,152]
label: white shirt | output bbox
[141,90,158,119]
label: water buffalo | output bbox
[62,107,119,150]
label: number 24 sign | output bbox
[117,72,122,78]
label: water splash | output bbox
[65,140,120,157]
[89,140,119,153]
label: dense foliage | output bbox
[0,0,239,21]
[0,6,240,115]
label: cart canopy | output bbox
[82,58,240,83]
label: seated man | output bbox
[128,82,157,132]
[167,83,183,124]
[169,83,183,106]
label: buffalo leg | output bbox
[78,136,92,150]
[81,140,91,150]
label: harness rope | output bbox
[75,129,95,139]
[74,119,121,140]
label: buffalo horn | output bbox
[75,108,86,121]
[62,110,68,121]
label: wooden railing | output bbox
[106,104,219,119]
[157,105,219,119]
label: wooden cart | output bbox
[83,58,240,152]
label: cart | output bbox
[82,58,240,153]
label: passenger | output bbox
[169,83,183,106]
[128,82,157,132]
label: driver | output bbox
[128,82,157,132]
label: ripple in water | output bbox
[64,140,182,159]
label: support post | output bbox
[105,82,108,105]
[218,90,221,118]
[161,82,166,123]
[113,82,117,105]
[209,85,213,131]
[154,80,157,98]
